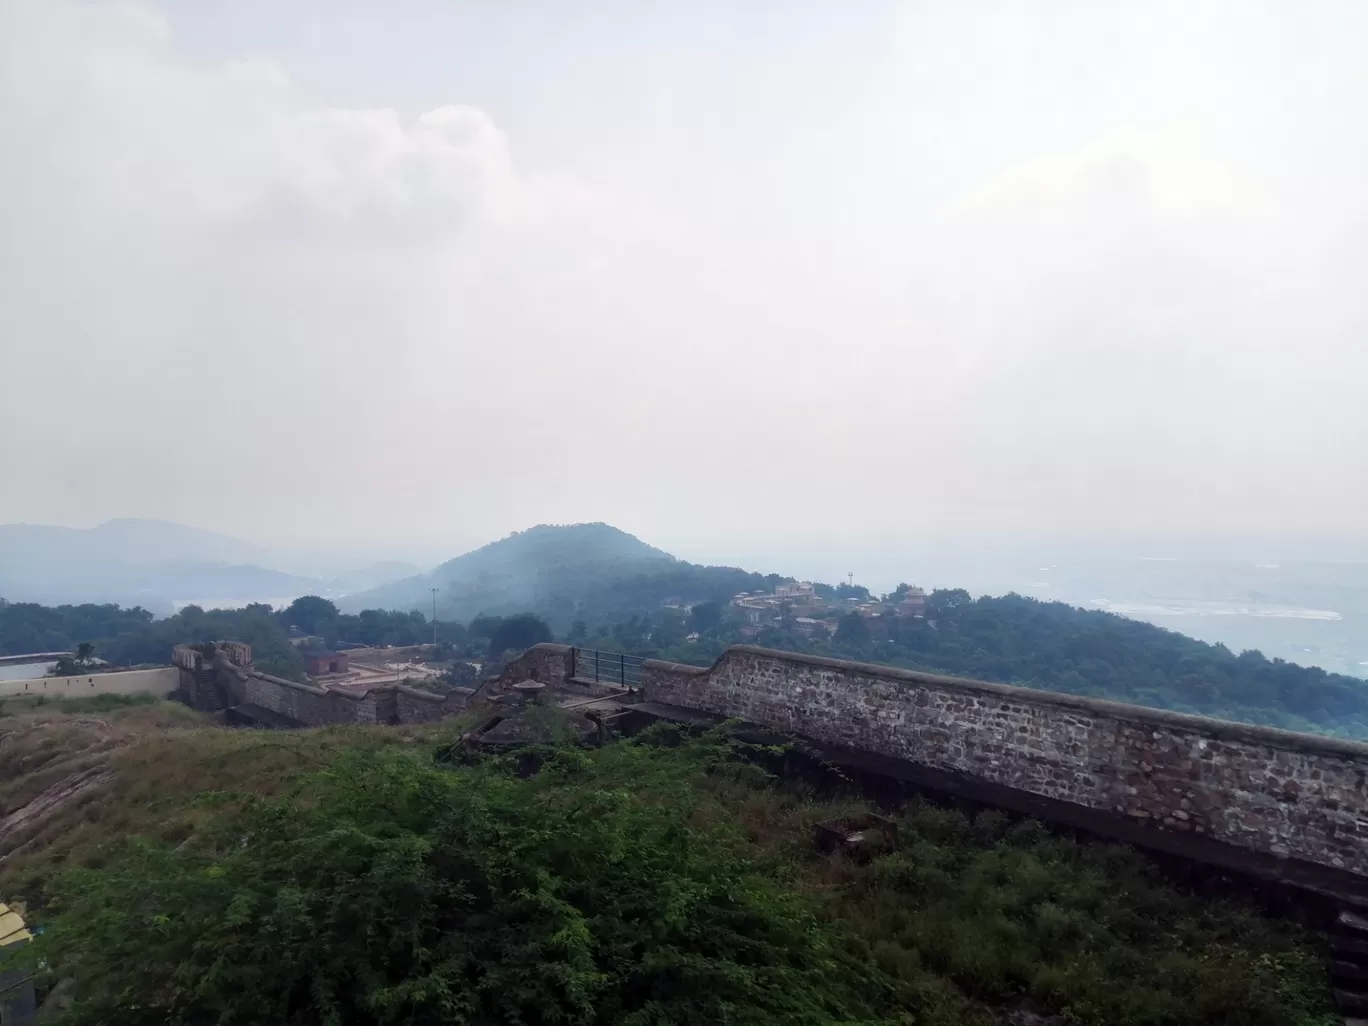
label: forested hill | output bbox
[7,530,1368,738]
[895,592,1368,734]
[340,522,789,626]
[601,590,1368,740]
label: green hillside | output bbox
[8,520,1368,738]
[596,589,1368,740]
[340,523,785,627]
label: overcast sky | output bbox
[2,0,1365,566]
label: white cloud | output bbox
[0,1,531,240]
[955,135,1274,220]
[0,0,1364,556]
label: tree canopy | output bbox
[689,601,722,632]
[488,613,553,656]
[576,590,1368,740]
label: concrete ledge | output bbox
[394,684,475,703]
[250,672,335,696]
[0,666,179,699]
[641,658,710,677]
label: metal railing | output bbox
[572,648,645,688]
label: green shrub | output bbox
[56,692,159,714]
[15,730,1341,1026]
[26,736,895,1026]
[838,801,1340,1026]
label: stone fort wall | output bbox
[632,644,1368,884]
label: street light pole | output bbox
[430,587,439,646]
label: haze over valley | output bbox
[4,3,1368,1022]
[2,515,1364,683]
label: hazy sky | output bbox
[2,0,1365,565]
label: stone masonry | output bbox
[173,643,473,727]
[638,645,1368,883]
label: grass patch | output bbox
[50,692,160,714]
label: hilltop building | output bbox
[303,651,350,676]
[897,586,927,617]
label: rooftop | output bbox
[0,902,31,947]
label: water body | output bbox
[1088,600,1342,622]
[0,660,56,682]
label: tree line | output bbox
[8,587,1368,738]
[0,596,555,683]
[571,590,1368,740]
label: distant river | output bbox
[1087,599,1342,621]
[0,660,56,682]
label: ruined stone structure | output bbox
[173,643,473,727]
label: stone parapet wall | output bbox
[394,685,474,723]
[643,646,1368,880]
[244,674,362,726]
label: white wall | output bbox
[0,667,179,699]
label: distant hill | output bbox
[0,519,267,568]
[326,561,425,595]
[341,523,783,626]
[0,519,319,611]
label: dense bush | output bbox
[839,803,1338,1026]
[25,738,887,1026]
[17,729,1339,1026]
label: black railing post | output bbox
[595,649,600,682]
[620,652,625,686]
